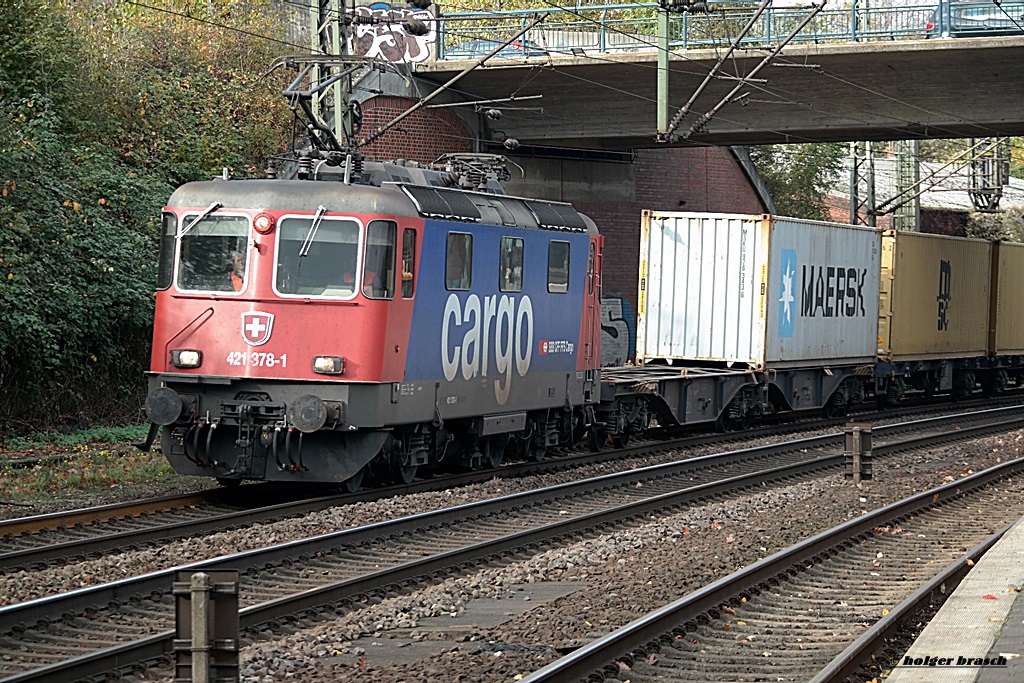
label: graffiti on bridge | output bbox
[352,3,436,63]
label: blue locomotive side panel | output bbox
[403,218,591,409]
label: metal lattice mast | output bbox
[892,140,920,232]
[968,138,1008,212]
[310,0,354,148]
[849,141,876,227]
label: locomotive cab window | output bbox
[176,213,250,294]
[548,241,570,293]
[446,232,473,290]
[402,228,416,298]
[157,212,176,290]
[275,215,360,298]
[500,237,524,292]
[363,220,396,300]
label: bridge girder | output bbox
[413,37,1024,149]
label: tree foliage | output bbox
[966,207,1024,242]
[748,143,846,221]
[0,0,291,436]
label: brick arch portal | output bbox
[359,95,473,164]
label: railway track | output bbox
[520,456,1024,682]
[1,405,1023,682]
[3,399,1020,573]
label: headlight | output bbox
[312,355,345,375]
[171,349,202,368]
[254,212,276,234]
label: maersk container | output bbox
[878,230,991,361]
[988,241,1024,356]
[637,211,881,370]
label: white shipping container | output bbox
[637,211,881,369]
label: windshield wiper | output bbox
[299,205,327,257]
[178,203,222,239]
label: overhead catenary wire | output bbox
[661,0,773,141]
[677,2,825,141]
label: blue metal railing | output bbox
[434,0,1024,60]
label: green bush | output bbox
[0,0,291,439]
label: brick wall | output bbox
[825,195,894,229]
[574,147,767,308]
[921,209,968,236]
[360,96,473,163]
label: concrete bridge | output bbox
[413,36,1024,149]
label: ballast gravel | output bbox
[228,431,1024,682]
[0,424,849,603]
[2,423,1022,682]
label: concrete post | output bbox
[191,572,212,683]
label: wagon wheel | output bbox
[588,427,609,452]
[822,393,847,419]
[341,466,365,493]
[714,410,733,433]
[611,432,630,449]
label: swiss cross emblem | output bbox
[241,311,274,346]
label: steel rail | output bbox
[1,453,839,683]
[2,394,1015,536]
[5,399,1019,572]
[807,523,1013,683]
[2,403,1021,627]
[518,454,1024,683]
[0,426,834,570]
[3,406,1024,682]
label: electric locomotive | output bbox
[141,157,604,488]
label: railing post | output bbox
[601,8,608,53]
[850,0,858,42]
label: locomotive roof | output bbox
[167,179,598,234]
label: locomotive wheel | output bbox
[483,436,507,469]
[341,467,365,493]
[392,462,417,485]
[524,442,546,461]
[567,411,588,446]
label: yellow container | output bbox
[878,230,991,361]
[990,241,1024,356]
